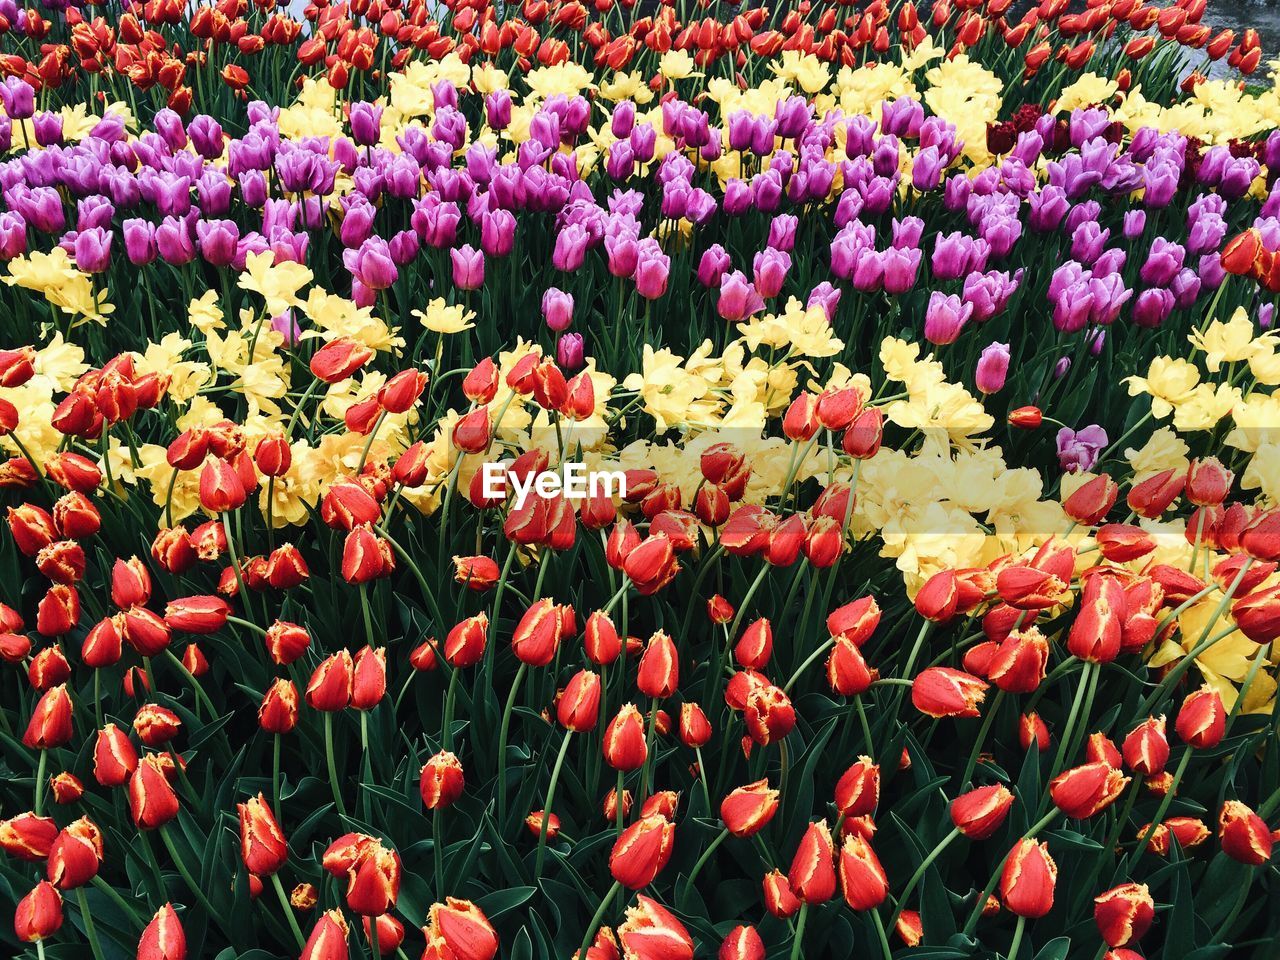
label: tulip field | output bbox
[3,0,1280,958]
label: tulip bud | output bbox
[1094,883,1154,947]
[720,779,780,837]
[636,630,679,698]
[306,650,354,711]
[238,793,287,876]
[47,818,102,889]
[138,902,186,960]
[264,620,311,665]
[362,914,404,956]
[426,898,499,960]
[719,925,764,960]
[512,598,563,667]
[762,869,801,918]
[300,909,350,960]
[610,813,675,889]
[420,751,465,810]
[1175,686,1225,749]
[93,723,138,787]
[558,670,602,732]
[1185,457,1232,506]
[744,683,795,745]
[23,684,74,749]
[111,557,152,608]
[444,613,488,668]
[834,758,879,818]
[129,754,180,830]
[1063,473,1118,525]
[788,821,837,904]
[259,679,299,735]
[1000,839,1057,918]
[134,703,182,747]
[1008,406,1043,429]
[1050,761,1129,819]
[911,667,988,718]
[1122,716,1169,777]
[1141,816,1209,856]
[950,784,1015,839]
[734,618,773,670]
[350,646,387,710]
[826,636,877,696]
[1218,800,1273,865]
[987,627,1049,694]
[679,703,712,748]
[164,595,230,634]
[0,813,57,862]
[15,880,63,942]
[838,835,889,910]
[603,704,648,771]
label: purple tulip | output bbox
[634,239,670,300]
[1139,238,1185,287]
[881,247,921,294]
[485,91,511,130]
[975,342,1010,394]
[0,77,34,119]
[271,311,303,347]
[1056,425,1108,473]
[343,237,398,290]
[155,217,195,265]
[807,282,841,322]
[924,291,972,345]
[697,245,731,288]
[0,211,26,260]
[389,230,420,266]
[122,219,156,266]
[717,271,764,321]
[553,223,591,272]
[752,248,790,299]
[479,209,515,258]
[196,219,240,267]
[767,215,798,252]
[605,232,639,279]
[542,288,574,332]
[611,101,636,139]
[557,332,585,371]
[450,244,484,290]
[32,112,62,147]
[188,115,224,160]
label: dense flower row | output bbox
[1,4,1280,960]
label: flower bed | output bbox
[1,2,1279,959]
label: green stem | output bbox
[323,712,349,818]
[789,903,809,960]
[496,662,528,825]
[75,888,105,960]
[159,824,220,919]
[887,826,962,932]
[1125,748,1193,873]
[959,690,1005,789]
[1008,915,1027,960]
[578,881,624,960]
[534,731,574,879]
[272,733,282,822]
[270,872,306,950]
[681,826,730,899]
[433,809,446,901]
[33,748,46,816]
[869,906,893,960]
